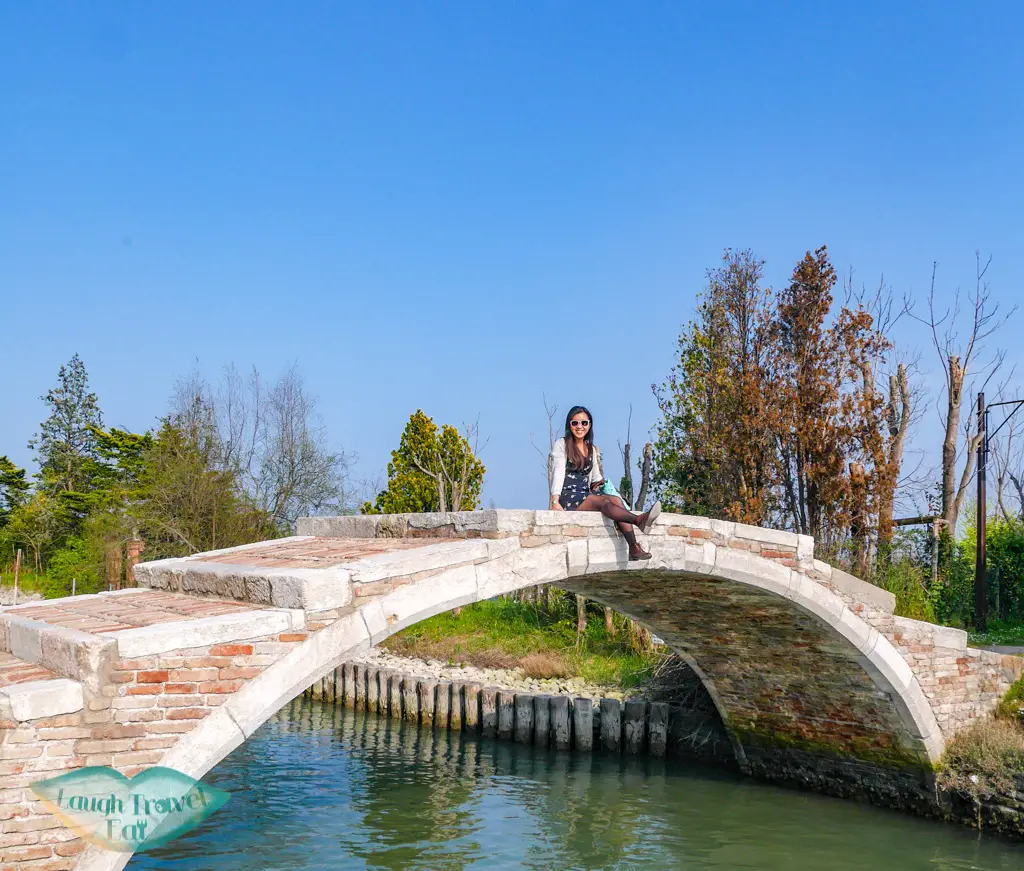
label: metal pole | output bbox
[975,392,987,634]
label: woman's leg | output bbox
[577,494,642,548]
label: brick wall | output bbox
[0,631,309,869]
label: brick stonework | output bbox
[0,632,306,867]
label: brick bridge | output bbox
[2,510,1022,869]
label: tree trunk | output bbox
[942,355,964,532]
[795,445,808,535]
[849,461,869,578]
[633,444,653,511]
[575,594,587,647]
[106,545,123,592]
[604,606,616,636]
[877,364,911,549]
[620,441,633,508]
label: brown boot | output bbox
[629,543,652,561]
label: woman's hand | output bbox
[549,498,564,511]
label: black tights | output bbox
[577,494,643,548]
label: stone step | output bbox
[0,650,83,722]
[0,590,305,691]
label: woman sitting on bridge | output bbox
[549,405,661,561]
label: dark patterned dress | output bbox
[559,450,594,511]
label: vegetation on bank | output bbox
[859,516,1024,637]
[938,674,1024,799]
[384,593,666,690]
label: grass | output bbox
[968,619,1024,647]
[937,718,1024,798]
[384,595,666,689]
[0,566,48,596]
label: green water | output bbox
[128,697,1023,870]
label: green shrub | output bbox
[997,674,1024,722]
[988,519,1024,623]
[934,539,976,627]
[43,537,104,599]
[880,557,936,622]
[929,519,1024,630]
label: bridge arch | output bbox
[155,517,940,787]
[76,510,971,870]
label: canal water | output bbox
[129,697,1023,870]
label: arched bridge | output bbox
[1,510,1021,869]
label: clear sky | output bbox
[2,2,1021,511]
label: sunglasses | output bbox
[569,420,591,428]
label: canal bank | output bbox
[306,651,1024,842]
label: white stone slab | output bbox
[1,678,83,721]
[731,522,801,548]
[6,614,44,662]
[114,609,303,657]
[828,567,896,613]
[481,537,521,561]
[475,551,521,600]
[796,535,815,566]
[159,707,245,779]
[346,540,489,584]
[566,539,588,577]
[534,510,608,528]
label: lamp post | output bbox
[975,393,1024,633]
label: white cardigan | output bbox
[550,438,604,497]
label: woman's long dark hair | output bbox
[563,405,594,470]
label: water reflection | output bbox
[129,696,1023,870]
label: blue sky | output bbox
[1,2,1021,511]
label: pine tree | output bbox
[28,354,104,500]
[0,456,30,527]
[364,410,486,514]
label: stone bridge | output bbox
[1,510,1021,869]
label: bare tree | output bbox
[615,405,654,512]
[911,254,1015,536]
[840,274,918,554]
[618,406,634,508]
[633,444,653,511]
[170,363,353,530]
[530,395,560,496]
[217,364,262,480]
[989,380,1024,521]
[256,366,351,527]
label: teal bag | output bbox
[600,480,622,499]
